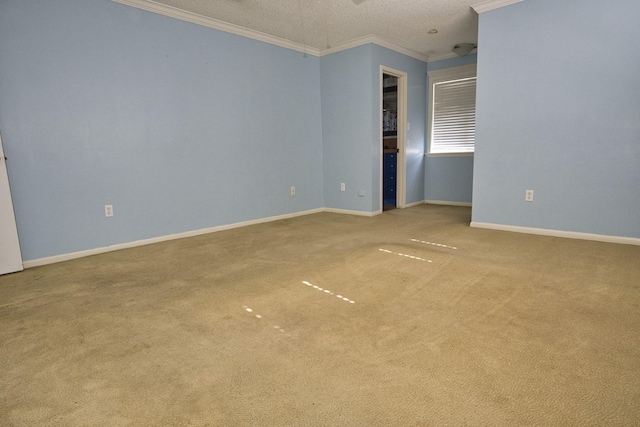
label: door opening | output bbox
[0,131,23,275]
[380,67,407,212]
[382,73,398,211]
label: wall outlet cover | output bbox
[525,190,534,202]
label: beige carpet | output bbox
[1,205,639,426]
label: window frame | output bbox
[427,63,477,157]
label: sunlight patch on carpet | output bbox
[242,306,286,333]
[378,248,432,262]
[302,281,355,304]
[410,239,457,250]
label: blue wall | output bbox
[320,45,375,212]
[473,0,640,238]
[0,0,435,262]
[424,54,477,204]
[320,44,428,213]
[0,0,324,261]
[372,45,429,208]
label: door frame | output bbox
[380,66,407,209]
[0,131,23,275]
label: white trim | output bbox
[368,36,429,62]
[471,0,524,14]
[470,222,640,246]
[111,0,321,56]
[403,200,426,208]
[427,52,465,62]
[24,208,639,269]
[380,66,408,211]
[319,35,376,57]
[323,208,381,217]
[24,208,321,268]
[425,200,472,207]
[110,1,429,62]
[22,208,382,268]
[0,132,24,274]
[320,35,428,62]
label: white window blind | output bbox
[430,76,476,154]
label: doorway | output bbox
[0,132,23,275]
[380,67,407,211]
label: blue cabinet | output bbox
[383,152,396,205]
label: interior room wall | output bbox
[0,0,325,262]
[320,45,376,213]
[320,44,429,213]
[424,54,477,205]
[1,0,451,265]
[472,0,640,239]
[372,45,429,209]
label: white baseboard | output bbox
[425,200,472,207]
[23,207,385,268]
[470,222,640,246]
[30,209,637,269]
[23,208,325,268]
[323,208,381,217]
[402,200,426,208]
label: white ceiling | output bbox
[133,0,482,61]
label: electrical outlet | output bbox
[290,186,296,196]
[105,205,113,217]
[525,190,534,202]
[340,183,346,191]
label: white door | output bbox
[0,132,23,275]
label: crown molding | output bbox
[369,36,429,62]
[320,35,428,62]
[111,0,321,56]
[471,0,524,14]
[112,0,429,62]
[319,35,376,57]
[427,51,462,62]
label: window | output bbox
[427,64,477,156]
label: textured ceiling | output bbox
[149,0,479,60]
